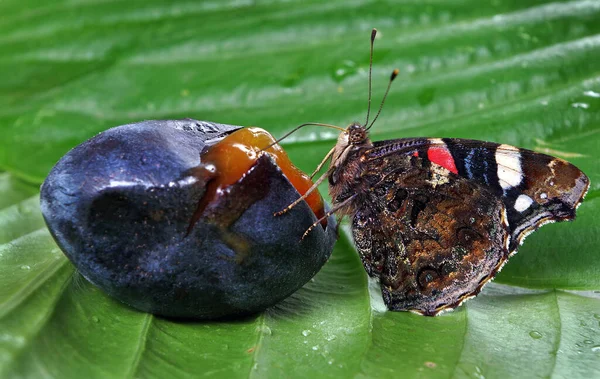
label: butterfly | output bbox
[273,29,590,316]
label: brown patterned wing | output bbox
[352,163,511,316]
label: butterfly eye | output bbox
[328,169,339,185]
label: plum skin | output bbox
[40,119,337,319]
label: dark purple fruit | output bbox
[40,119,337,319]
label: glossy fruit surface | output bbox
[40,119,337,319]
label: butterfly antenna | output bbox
[260,123,345,152]
[366,68,399,131]
[364,28,377,127]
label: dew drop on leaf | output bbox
[256,325,272,336]
[331,60,357,82]
[529,331,543,339]
[571,102,589,109]
[583,90,600,98]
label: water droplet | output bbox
[583,340,594,345]
[325,335,337,342]
[332,60,357,82]
[256,325,272,336]
[328,360,333,365]
[91,316,99,323]
[17,203,31,215]
[312,345,319,351]
[302,329,312,337]
[529,331,543,339]
[571,102,589,109]
[473,365,486,379]
[20,265,30,270]
[591,346,600,353]
[583,90,600,98]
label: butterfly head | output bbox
[347,122,368,145]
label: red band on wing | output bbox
[427,146,458,174]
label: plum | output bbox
[40,119,337,319]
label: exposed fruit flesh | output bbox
[197,127,325,225]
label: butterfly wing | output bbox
[352,137,588,315]
[353,154,510,315]
[365,137,589,252]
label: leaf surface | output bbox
[0,1,599,377]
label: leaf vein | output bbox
[126,313,153,379]
[548,290,562,379]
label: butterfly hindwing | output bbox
[353,152,510,315]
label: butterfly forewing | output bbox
[365,138,589,253]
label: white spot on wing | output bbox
[514,194,534,212]
[496,144,522,190]
[501,207,510,251]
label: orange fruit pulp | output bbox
[199,127,326,225]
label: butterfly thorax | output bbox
[328,123,373,216]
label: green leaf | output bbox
[1,1,599,377]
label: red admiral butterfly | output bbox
[275,29,589,316]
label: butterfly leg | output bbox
[309,146,336,179]
[301,194,357,240]
[275,167,332,217]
